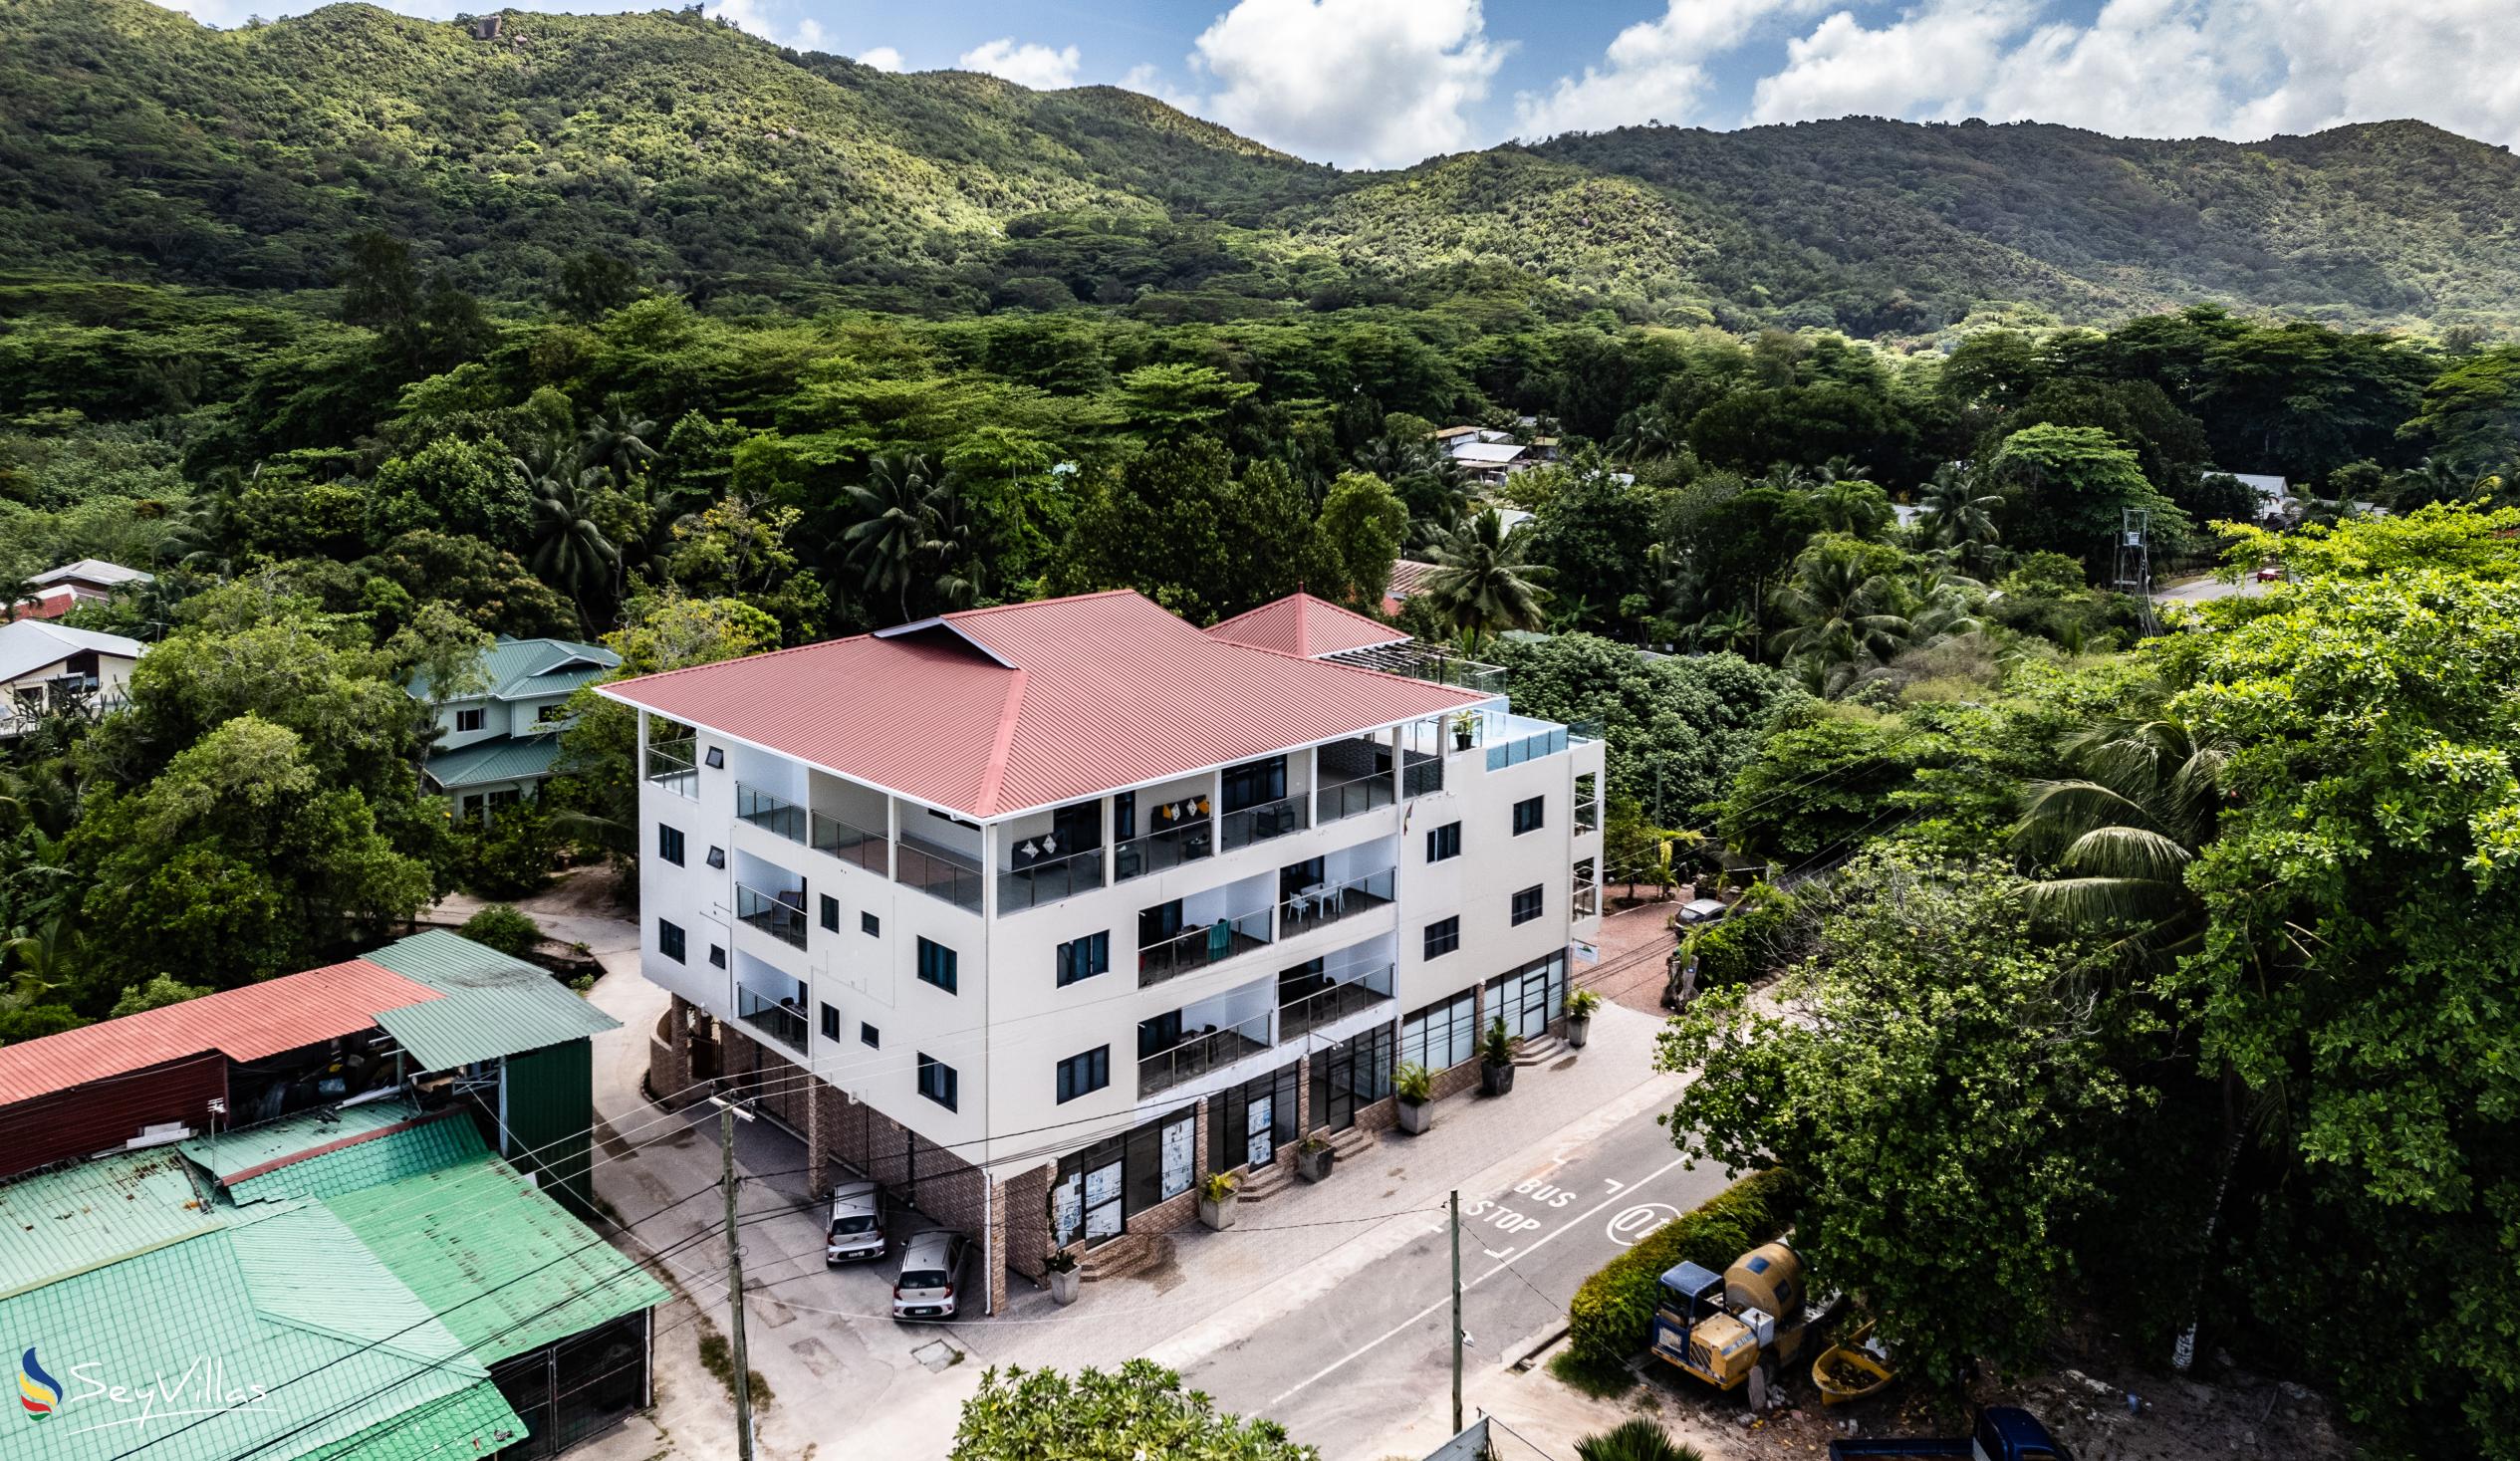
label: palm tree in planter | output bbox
[1576,1418,1705,1461]
[1198,1171,1240,1230]
[1479,1016,1517,1096]
[1393,1062,1435,1134]
[1564,988,1602,1049]
[1044,1248,1081,1306]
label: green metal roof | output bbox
[0,1209,519,1461]
[181,1099,426,1183]
[0,1148,216,1302]
[423,732,565,791]
[363,930,620,1070]
[325,1156,667,1365]
[191,1102,491,1206]
[412,635,619,704]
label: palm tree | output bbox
[1691,606,1758,656]
[581,404,659,485]
[523,449,624,629]
[844,454,944,623]
[2393,454,2493,509]
[1576,1419,1706,1461]
[1613,402,1687,463]
[2012,714,2227,969]
[1770,547,1909,684]
[1417,509,1551,650]
[1918,463,2002,571]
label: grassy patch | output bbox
[1549,1346,1637,1399]
[695,1318,774,1409]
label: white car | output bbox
[892,1230,970,1321]
[1674,896,1733,928]
[825,1180,885,1266]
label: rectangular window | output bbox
[536,703,569,725]
[658,919,686,964]
[707,944,726,969]
[861,911,880,936]
[820,1003,841,1042]
[1056,931,1111,987]
[820,894,840,933]
[1056,1046,1111,1103]
[658,825,685,866]
[1425,822,1461,862]
[1220,755,1288,813]
[861,1022,880,1049]
[1513,796,1545,836]
[916,1054,958,1110]
[1423,915,1460,959]
[1400,990,1478,1071]
[915,937,958,994]
[1512,884,1545,925]
[455,707,484,733]
[1125,1106,1198,1217]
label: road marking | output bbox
[1482,1246,1515,1261]
[1602,1177,1627,1194]
[1606,1203,1682,1245]
[1266,1152,1697,1408]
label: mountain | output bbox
[5,0,2519,333]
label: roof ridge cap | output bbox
[973,666,1030,817]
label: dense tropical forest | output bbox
[4,3,2520,1458]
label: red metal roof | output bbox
[0,959,441,1103]
[599,591,1486,819]
[1204,593,1410,658]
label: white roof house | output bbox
[29,559,152,591]
[0,620,145,736]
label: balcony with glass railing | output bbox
[1000,844,1106,913]
[1114,817,1212,882]
[1139,1007,1275,1097]
[811,810,888,874]
[1219,792,1310,852]
[1278,963,1394,1040]
[897,837,983,913]
[736,981,808,1052]
[1315,768,1395,824]
[736,784,808,844]
[1138,906,1273,988]
[1278,866,1396,940]
[735,881,809,949]
[645,737,698,799]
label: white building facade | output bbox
[605,592,1603,1310]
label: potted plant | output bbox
[1393,1061,1435,1134]
[1198,1170,1240,1230]
[1565,988,1602,1050]
[1295,1134,1336,1183]
[1450,711,1477,751]
[1479,1016,1517,1096]
[1045,1247,1081,1306]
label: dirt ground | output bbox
[1568,1325,2358,1461]
[1579,891,1689,1014]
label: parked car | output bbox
[1828,1405,2072,1460]
[1675,896,1732,928]
[2255,564,2286,583]
[892,1229,970,1320]
[825,1180,885,1266]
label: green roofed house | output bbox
[0,1098,665,1461]
[413,634,620,822]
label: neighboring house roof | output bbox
[425,732,565,791]
[4,587,79,622]
[0,1148,215,1300]
[0,933,615,1104]
[597,590,1487,820]
[1450,442,1526,465]
[364,930,621,1070]
[0,958,438,1104]
[1204,593,1409,658]
[0,619,143,682]
[1384,559,1440,613]
[1429,424,1482,439]
[29,559,151,588]
[184,1099,486,1205]
[415,634,620,704]
[328,1156,668,1364]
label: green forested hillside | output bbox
[5,0,2520,332]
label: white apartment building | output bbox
[604,590,1603,1310]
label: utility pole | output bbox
[1449,1188,1464,1436]
[711,1096,757,1461]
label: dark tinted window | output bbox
[916,937,958,994]
[657,826,685,865]
[1512,796,1544,835]
[832,1214,876,1235]
[1512,885,1544,924]
[658,919,685,963]
[1057,932,1111,987]
[1424,916,1460,958]
[1425,822,1461,861]
[820,894,840,932]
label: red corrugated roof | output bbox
[600,591,1486,819]
[0,959,440,1103]
[1204,593,1410,659]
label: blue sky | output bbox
[161,0,2520,169]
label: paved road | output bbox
[1185,1098,1733,1460]
[2156,573,2266,605]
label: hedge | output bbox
[1564,1166,1802,1370]
[1683,883,1797,989]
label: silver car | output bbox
[891,1229,969,1320]
[1674,895,1732,927]
[825,1181,885,1266]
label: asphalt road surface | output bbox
[1183,1098,1735,1460]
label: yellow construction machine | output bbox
[1646,1240,1816,1408]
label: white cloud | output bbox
[958,37,1084,90]
[860,45,905,73]
[1516,0,1829,137]
[1190,0,1508,168]
[1748,0,2038,125]
[1121,64,1203,114]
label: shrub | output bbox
[1575,1419,1706,1461]
[1564,1166,1801,1370]
[458,902,544,958]
[1393,1061,1434,1103]
[1682,882,1797,989]
[453,801,565,898]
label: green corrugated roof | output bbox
[181,1099,426,1183]
[364,930,619,1070]
[423,732,565,790]
[303,1378,528,1461]
[325,1156,668,1364]
[412,635,619,704]
[196,1103,491,1206]
[0,1149,216,1301]
[0,1210,517,1461]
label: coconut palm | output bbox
[1769,544,1910,682]
[1613,402,1688,462]
[525,451,624,629]
[581,404,659,485]
[1576,1418,1706,1461]
[843,454,945,623]
[1918,463,2003,570]
[1415,508,1551,650]
[1691,606,1758,656]
[2012,714,2227,969]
